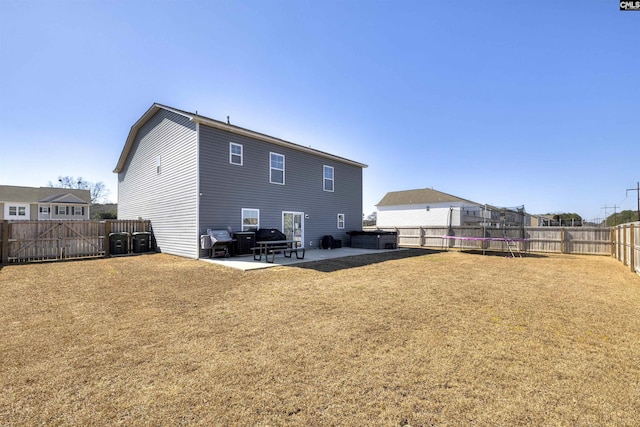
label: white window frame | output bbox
[269,152,285,185]
[337,213,345,229]
[241,208,260,231]
[230,142,243,165]
[6,204,29,219]
[56,205,68,215]
[73,206,84,216]
[39,205,51,219]
[323,165,334,192]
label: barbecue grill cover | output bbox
[207,229,233,243]
[255,228,287,241]
[200,235,213,249]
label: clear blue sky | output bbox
[1,0,638,222]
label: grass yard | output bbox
[1,250,639,426]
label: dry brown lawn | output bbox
[1,250,639,426]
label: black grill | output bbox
[202,229,235,258]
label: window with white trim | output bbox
[73,206,85,216]
[323,165,334,192]
[270,152,285,184]
[39,206,50,214]
[337,213,345,229]
[56,206,68,215]
[242,208,260,231]
[230,142,243,165]
[6,204,29,219]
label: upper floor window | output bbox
[270,152,285,185]
[323,165,334,192]
[337,213,345,229]
[242,208,259,231]
[230,142,243,165]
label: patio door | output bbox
[282,212,304,247]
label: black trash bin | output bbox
[132,232,151,253]
[109,232,130,255]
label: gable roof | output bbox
[0,185,91,204]
[39,193,89,204]
[114,103,368,173]
[376,188,481,207]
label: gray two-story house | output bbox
[114,103,367,259]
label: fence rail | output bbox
[1,220,152,264]
[378,225,613,256]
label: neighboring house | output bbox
[531,214,554,227]
[376,187,529,228]
[114,103,368,259]
[0,185,91,221]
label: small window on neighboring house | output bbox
[73,206,84,216]
[9,206,17,216]
[18,207,26,216]
[56,206,68,215]
[230,142,243,165]
[39,206,50,214]
[337,213,345,229]
[242,208,259,231]
[156,156,161,174]
[270,152,285,184]
[323,165,334,192]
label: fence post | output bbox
[104,220,111,258]
[1,220,8,264]
[560,228,566,254]
[622,225,628,267]
[630,224,635,273]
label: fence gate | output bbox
[5,221,106,263]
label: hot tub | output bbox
[348,230,397,249]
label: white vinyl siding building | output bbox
[376,188,528,228]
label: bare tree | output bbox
[48,176,110,204]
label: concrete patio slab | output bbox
[200,247,401,271]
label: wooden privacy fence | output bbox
[612,222,639,275]
[1,220,152,264]
[381,226,613,256]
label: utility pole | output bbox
[626,181,640,222]
[601,205,620,227]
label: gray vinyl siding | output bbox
[198,124,362,249]
[118,109,198,258]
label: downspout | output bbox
[195,122,201,260]
[448,207,454,249]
